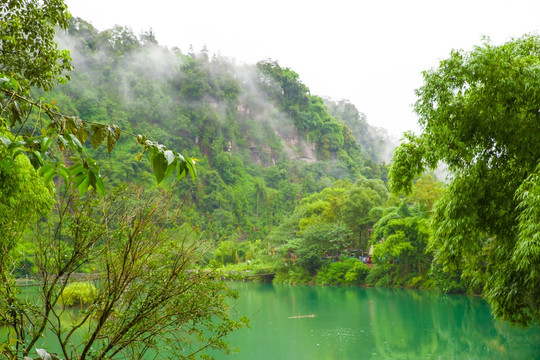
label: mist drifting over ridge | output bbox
[55,17,394,164]
[28,15,397,250]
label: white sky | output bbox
[66,0,540,138]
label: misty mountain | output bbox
[324,98,396,164]
[38,17,393,242]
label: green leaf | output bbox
[148,146,158,165]
[57,135,68,151]
[90,123,107,149]
[87,169,98,189]
[38,163,54,176]
[106,125,121,153]
[66,116,83,134]
[7,140,25,150]
[57,165,70,185]
[30,150,43,168]
[165,158,177,178]
[76,120,90,144]
[151,150,168,184]
[69,163,85,177]
[73,172,86,187]
[67,134,83,153]
[85,155,99,171]
[95,176,105,196]
[40,136,53,152]
[177,161,188,180]
[185,157,197,180]
[78,174,90,195]
[0,136,12,147]
[43,168,56,184]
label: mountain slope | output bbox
[39,17,393,242]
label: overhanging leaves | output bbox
[106,125,121,153]
[391,35,540,326]
[1,87,197,194]
[91,123,107,148]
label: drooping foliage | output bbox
[370,203,432,287]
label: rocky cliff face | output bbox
[282,132,316,163]
[246,131,317,167]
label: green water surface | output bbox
[212,283,540,360]
[5,283,540,359]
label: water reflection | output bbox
[5,284,539,359]
[216,283,540,360]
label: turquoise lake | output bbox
[209,282,540,360]
[5,283,540,359]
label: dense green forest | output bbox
[1,1,539,358]
[38,18,393,243]
[5,16,463,297]
[30,19,446,291]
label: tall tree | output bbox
[389,35,540,326]
[1,0,72,91]
[342,178,388,249]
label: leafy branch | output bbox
[1,83,196,194]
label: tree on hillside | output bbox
[389,35,540,326]
[342,178,388,249]
[256,60,351,162]
[291,222,352,274]
[324,98,395,164]
[371,203,432,279]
